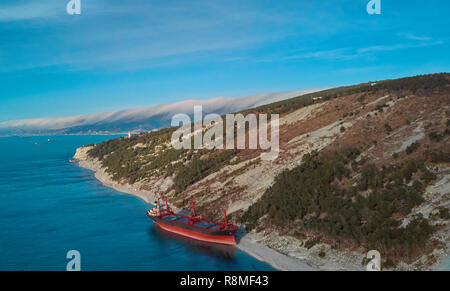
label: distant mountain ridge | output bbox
[0,89,319,136]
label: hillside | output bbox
[75,73,450,270]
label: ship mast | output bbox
[224,210,228,226]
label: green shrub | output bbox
[241,148,434,258]
[429,132,444,142]
[385,124,393,134]
[406,142,420,155]
[439,208,450,220]
[430,151,450,163]
[383,258,396,270]
[304,238,321,250]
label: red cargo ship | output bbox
[147,197,238,245]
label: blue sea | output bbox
[0,136,273,271]
[435,257,450,271]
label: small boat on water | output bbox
[147,197,238,245]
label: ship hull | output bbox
[150,216,237,246]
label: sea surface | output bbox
[435,257,450,271]
[0,136,273,271]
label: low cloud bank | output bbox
[0,89,319,136]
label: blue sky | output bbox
[0,0,449,122]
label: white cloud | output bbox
[358,41,444,54]
[277,38,445,64]
[0,89,320,131]
[0,1,62,22]
[399,33,431,42]
[0,1,291,72]
[282,48,352,61]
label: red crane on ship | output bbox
[147,196,238,245]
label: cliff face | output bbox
[74,146,167,204]
[75,73,450,270]
[74,146,93,162]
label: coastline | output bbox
[74,146,157,204]
[73,145,319,271]
[236,234,316,271]
[73,146,449,271]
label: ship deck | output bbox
[161,214,223,230]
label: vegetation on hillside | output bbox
[83,73,450,265]
[240,73,449,115]
[87,73,449,187]
[240,147,442,260]
[87,126,240,189]
[87,127,187,183]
